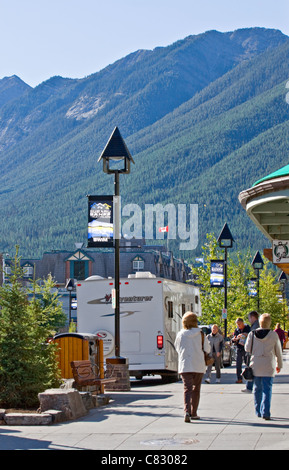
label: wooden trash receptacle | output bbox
[53,333,97,379]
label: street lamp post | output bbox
[217,223,234,338]
[251,251,264,312]
[98,127,134,361]
[278,271,287,329]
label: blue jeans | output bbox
[236,347,246,380]
[246,378,253,390]
[254,376,273,418]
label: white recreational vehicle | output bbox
[76,272,201,381]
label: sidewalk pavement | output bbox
[1,350,289,452]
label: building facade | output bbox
[1,240,192,324]
[2,239,191,286]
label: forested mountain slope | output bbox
[0,27,288,258]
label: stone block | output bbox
[44,409,66,423]
[93,394,111,407]
[105,360,131,391]
[79,392,95,410]
[4,413,52,426]
[38,388,87,420]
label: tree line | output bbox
[191,233,288,335]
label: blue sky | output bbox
[1,0,289,87]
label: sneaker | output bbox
[191,415,200,420]
[184,413,191,423]
[205,378,210,384]
[235,379,243,384]
[241,388,252,393]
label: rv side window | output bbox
[168,301,173,318]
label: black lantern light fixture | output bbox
[65,278,74,325]
[217,222,234,249]
[251,251,264,271]
[98,127,134,174]
[278,271,287,283]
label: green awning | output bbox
[253,163,289,186]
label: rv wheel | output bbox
[134,373,143,380]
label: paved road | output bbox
[1,350,289,453]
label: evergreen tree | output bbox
[29,273,67,334]
[0,247,63,408]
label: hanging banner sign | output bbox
[87,195,114,247]
[210,260,225,287]
[111,288,116,309]
[248,278,257,297]
[272,240,289,263]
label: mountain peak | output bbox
[228,27,288,54]
[0,75,31,107]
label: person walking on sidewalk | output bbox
[205,324,223,384]
[245,313,283,420]
[274,323,286,350]
[232,318,251,383]
[174,312,211,422]
[242,311,259,393]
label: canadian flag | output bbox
[158,226,169,233]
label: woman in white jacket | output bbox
[245,313,283,420]
[174,312,211,422]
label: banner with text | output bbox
[87,195,114,247]
[210,260,225,288]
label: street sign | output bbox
[272,240,289,263]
